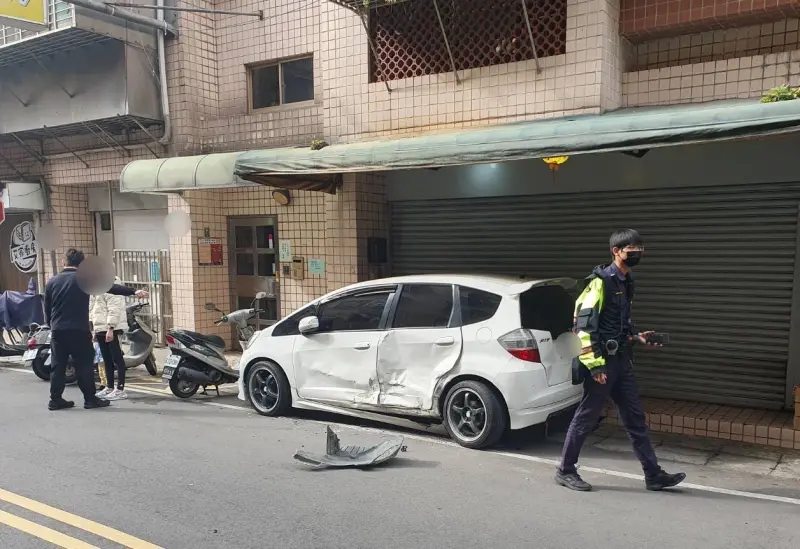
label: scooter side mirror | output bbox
[255,291,267,300]
[204,302,218,311]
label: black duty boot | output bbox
[84,398,111,410]
[646,470,686,491]
[48,398,75,411]
[555,470,592,492]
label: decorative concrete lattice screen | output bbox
[368,0,568,82]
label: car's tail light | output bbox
[27,338,36,349]
[498,329,541,363]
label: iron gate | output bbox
[113,249,172,345]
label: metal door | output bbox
[228,217,279,329]
[391,182,800,410]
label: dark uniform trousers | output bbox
[559,353,661,477]
[50,330,97,402]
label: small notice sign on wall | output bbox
[279,240,292,263]
[198,238,223,266]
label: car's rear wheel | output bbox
[443,380,507,449]
[247,361,290,417]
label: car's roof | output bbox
[319,274,567,301]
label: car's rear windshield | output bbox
[520,285,574,338]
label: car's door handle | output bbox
[435,337,455,346]
[353,342,371,350]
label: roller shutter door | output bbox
[391,182,800,409]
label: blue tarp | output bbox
[0,279,44,330]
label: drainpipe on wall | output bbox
[38,179,59,280]
[156,0,172,146]
[107,181,116,254]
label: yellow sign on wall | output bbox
[0,0,47,30]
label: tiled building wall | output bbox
[39,185,96,278]
[318,0,629,143]
[620,0,800,42]
[167,194,198,332]
[163,174,388,341]
[165,175,386,347]
[633,19,800,70]
[165,0,219,155]
[622,48,800,106]
[354,173,389,282]
[206,0,324,152]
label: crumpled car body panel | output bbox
[293,426,405,470]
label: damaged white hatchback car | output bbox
[238,275,583,449]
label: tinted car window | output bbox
[459,286,502,326]
[272,305,316,337]
[318,292,390,332]
[392,284,453,329]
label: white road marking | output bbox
[6,366,800,507]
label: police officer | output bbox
[555,229,686,492]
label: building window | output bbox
[249,56,314,110]
[99,213,112,231]
[369,0,567,83]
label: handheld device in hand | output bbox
[646,332,669,345]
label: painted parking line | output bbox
[0,488,164,549]
[5,365,800,507]
[0,510,99,549]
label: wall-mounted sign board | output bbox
[198,237,223,266]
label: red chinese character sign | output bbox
[10,220,37,273]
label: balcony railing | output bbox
[0,0,74,48]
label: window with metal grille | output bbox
[248,56,314,111]
[368,0,567,83]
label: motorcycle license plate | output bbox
[162,355,181,380]
[22,349,37,361]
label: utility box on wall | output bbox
[291,256,305,280]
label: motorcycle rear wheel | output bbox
[30,357,50,381]
[30,357,77,385]
[169,376,198,398]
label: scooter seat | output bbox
[172,329,226,349]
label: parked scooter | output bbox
[162,292,267,398]
[24,302,158,383]
[122,302,158,376]
[24,324,77,385]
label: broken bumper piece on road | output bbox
[293,426,406,470]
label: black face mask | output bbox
[623,251,642,268]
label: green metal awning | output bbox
[234,99,800,178]
[120,153,251,193]
[120,99,800,194]
[119,152,339,194]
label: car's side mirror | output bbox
[298,316,320,335]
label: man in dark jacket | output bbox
[44,249,147,410]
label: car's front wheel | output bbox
[443,380,507,449]
[247,361,290,417]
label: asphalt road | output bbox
[1,366,800,549]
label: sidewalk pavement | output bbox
[547,423,800,480]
